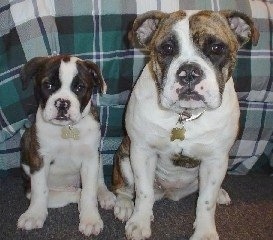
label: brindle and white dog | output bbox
[18,55,116,237]
[112,10,259,240]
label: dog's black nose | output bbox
[177,63,203,85]
[54,98,71,110]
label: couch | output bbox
[1,1,273,240]
[0,0,273,178]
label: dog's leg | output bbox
[217,188,231,205]
[113,156,135,221]
[18,164,49,230]
[190,156,228,240]
[154,187,165,201]
[125,144,157,240]
[113,136,135,221]
[97,157,116,210]
[79,152,103,237]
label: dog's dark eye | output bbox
[160,42,174,55]
[44,81,53,90]
[74,84,86,93]
[210,43,225,55]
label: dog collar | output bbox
[170,109,206,141]
[61,125,80,140]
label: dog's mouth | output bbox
[160,92,207,113]
[177,89,205,102]
[50,115,73,126]
[54,109,71,121]
[55,115,70,121]
[54,116,70,122]
[54,111,71,122]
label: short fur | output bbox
[112,10,259,240]
[18,55,115,237]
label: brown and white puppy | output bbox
[18,55,116,237]
[112,10,259,240]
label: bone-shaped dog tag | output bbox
[170,127,185,141]
[61,126,80,140]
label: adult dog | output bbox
[112,10,259,240]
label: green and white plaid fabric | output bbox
[0,0,272,175]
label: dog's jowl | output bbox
[18,55,116,237]
[112,10,259,240]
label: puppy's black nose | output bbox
[54,98,71,110]
[177,63,203,85]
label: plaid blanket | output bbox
[0,0,272,175]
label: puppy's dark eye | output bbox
[160,43,174,55]
[74,84,86,93]
[44,81,53,90]
[210,43,225,55]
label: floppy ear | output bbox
[81,60,107,94]
[21,57,49,90]
[220,10,259,47]
[129,10,168,48]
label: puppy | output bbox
[18,55,116,237]
[112,10,259,240]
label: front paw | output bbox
[79,211,103,236]
[114,195,134,222]
[98,187,116,210]
[217,188,231,205]
[17,208,48,230]
[125,212,152,240]
[190,230,219,240]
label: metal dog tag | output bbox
[170,127,185,141]
[61,125,80,140]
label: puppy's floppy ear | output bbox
[81,60,107,94]
[129,10,168,48]
[220,10,260,47]
[21,57,49,90]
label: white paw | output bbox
[217,188,231,205]
[190,230,219,240]
[98,187,116,210]
[17,208,48,230]
[125,213,152,240]
[114,195,134,222]
[79,212,103,236]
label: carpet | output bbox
[1,169,273,240]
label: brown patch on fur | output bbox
[149,11,186,82]
[112,135,130,193]
[21,124,43,174]
[148,10,186,79]
[62,55,71,62]
[21,57,49,90]
[149,10,186,49]
[171,153,200,168]
[129,11,186,85]
[189,11,239,85]
[190,11,239,52]
[76,60,106,94]
[22,55,76,91]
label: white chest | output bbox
[36,114,100,189]
[126,65,240,191]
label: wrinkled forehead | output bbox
[154,10,236,50]
[188,11,236,47]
